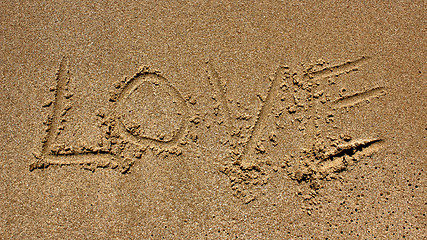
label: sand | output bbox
[1,1,425,239]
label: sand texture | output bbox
[1,1,425,239]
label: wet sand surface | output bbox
[1,1,425,239]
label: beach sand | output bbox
[1,1,425,239]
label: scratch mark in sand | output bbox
[41,57,69,155]
[334,87,387,108]
[303,56,370,82]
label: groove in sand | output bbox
[116,72,190,147]
[334,87,387,108]
[240,67,286,168]
[303,56,370,81]
[41,57,69,155]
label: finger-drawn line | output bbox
[314,138,384,178]
[205,57,385,205]
[115,71,190,148]
[292,138,385,182]
[318,138,383,163]
[352,138,384,156]
[30,153,121,171]
[41,57,69,155]
[206,61,233,130]
[303,56,370,82]
[32,61,192,172]
[334,87,387,108]
[32,58,131,172]
[240,67,286,168]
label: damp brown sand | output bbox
[1,1,425,239]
